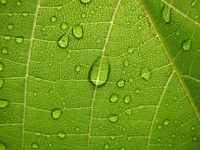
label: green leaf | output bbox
[0,0,199,149]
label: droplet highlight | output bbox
[73,26,83,39]
[109,93,119,103]
[182,39,191,51]
[51,108,62,119]
[108,114,119,123]
[57,34,69,49]
[162,5,171,23]
[140,67,151,81]
[123,95,131,104]
[0,99,9,108]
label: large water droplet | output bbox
[0,77,4,88]
[1,0,7,4]
[163,119,170,125]
[51,108,62,119]
[0,142,6,150]
[109,93,119,103]
[162,5,171,23]
[73,26,83,39]
[108,114,119,123]
[182,39,191,51]
[50,16,57,22]
[140,67,151,81]
[15,36,24,43]
[0,62,4,71]
[57,34,69,49]
[57,131,66,139]
[31,142,39,149]
[0,99,9,108]
[116,79,125,88]
[80,0,91,4]
[123,95,131,104]
[89,57,110,87]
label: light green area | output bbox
[0,0,199,150]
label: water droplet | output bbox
[116,79,125,88]
[109,93,119,103]
[89,57,110,87]
[57,5,63,10]
[57,34,69,49]
[157,137,161,142]
[0,63,4,71]
[162,5,171,23]
[34,132,41,136]
[108,114,119,123]
[0,77,4,88]
[168,144,172,147]
[0,99,9,108]
[123,95,131,104]
[15,36,24,44]
[191,0,197,7]
[80,0,91,4]
[104,143,110,149]
[22,12,28,16]
[98,125,103,129]
[119,147,126,150]
[123,60,129,67]
[96,38,102,43]
[192,136,198,141]
[81,13,86,18]
[7,24,14,30]
[51,108,62,119]
[182,39,191,51]
[163,119,170,125]
[128,77,134,82]
[128,48,134,53]
[75,65,81,72]
[1,47,8,54]
[57,131,66,139]
[1,0,7,4]
[60,22,69,30]
[91,10,95,14]
[0,142,6,150]
[191,126,196,130]
[140,67,151,81]
[31,142,39,149]
[4,35,11,41]
[137,25,142,30]
[157,124,163,129]
[72,26,83,39]
[75,127,80,131]
[134,88,141,94]
[171,133,176,137]
[50,16,57,22]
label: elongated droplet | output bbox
[108,114,119,123]
[109,93,119,103]
[0,77,4,88]
[0,62,4,71]
[31,142,39,149]
[15,36,24,43]
[123,95,131,104]
[162,5,171,23]
[182,39,191,51]
[57,34,69,49]
[141,67,151,81]
[80,0,91,4]
[0,99,9,108]
[73,26,83,39]
[51,108,62,119]
[57,131,66,139]
[89,57,110,87]
[0,142,6,150]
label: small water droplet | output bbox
[119,146,126,150]
[137,25,142,30]
[191,0,197,7]
[80,0,91,4]
[91,10,95,14]
[157,137,161,142]
[134,88,141,94]
[34,132,41,136]
[96,38,102,43]
[50,16,57,22]
[75,65,81,72]
[171,133,176,137]
[0,77,4,88]
[1,0,7,4]
[15,36,24,44]
[191,126,196,130]
[128,77,134,82]
[60,22,69,30]
[98,125,103,129]
[22,12,28,16]
[104,143,110,149]
[123,60,129,67]
[75,127,80,131]
[1,47,8,54]
[109,93,119,103]
[4,35,11,41]
[163,119,170,125]
[108,114,119,123]
[194,14,198,18]
[168,144,172,147]
[0,142,6,150]
[57,34,69,49]
[182,39,191,51]
[162,5,171,23]
[81,13,86,18]
[0,99,9,108]
[116,79,125,88]
[123,95,131,104]
[127,47,134,53]
[192,136,198,141]
[89,57,110,87]
[157,124,163,129]
[140,67,151,81]
[0,63,4,71]
[57,131,66,139]
[57,5,63,10]
[7,24,14,30]
[51,108,62,119]
[33,92,37,96]
[73,26,83,39]
[31,142,39,149]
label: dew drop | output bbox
[15,36,24,44]
[22,12,28,16]
[157,137,161,142]
[194,14,198,19]
[31,142,39,149]
[182,39,191,51]
[192,136,198,141]
[80,0,91,4]
[1,0,7,4]
[0,99,9,108]
[4,35,11,41]
[50,16,57,22]
[0,63,4,71]
[75,127,80,131]
[109,93,119,103]
[123,60,129,67]
[140,67,151,81]
[157,124,163,129]
[108,114,119,123]
[163,119,170,125]
[81,13,86,18]
[0,77,4,88]
[134,88,141,94]
[57,5,63,10]
[98,125,103,129]
[0,142,6,150]
[57,34,69,49]
[73,26,83,39]
[171,133,176,137]
[89,57,110,87]
[51,108,62,119]
[60,22,69,30]
[137,25,142,30]
[116,79,125,88]
[57,131,66,139]
[34,132,41,136]
[191,0,197,7]
[119,147,126,150]
[191,126,196,130]
[127,48,134,53]
[123,95,131,104]
[7,24,14,30]
[104,143,110,149]
[128,77,134,82]
[162,5,171,23]
[75,65,81,72]
[96,38,102,43]
[1,47,8,54]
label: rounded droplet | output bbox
[137,25,142,30]
[128,48,134,53]
[75,65,81,72]
[109,93,119,103]
[89,57,110,87]
[7,24,14,30]
[60,22,69,30]
[162,5,171,23]
[57,131,66,139]
[108,114,119,123]
[80,0,91,4]
[157,138,161,142]
[192,136,198,141]
[117,79,125,88]
[31,142,39,149]
[140,67,151,81]
[50,16,57,22]
[191,126,196,130]
[0,63,4,71]
[72,26,83,39]
[123,95,131,104]
[15,36,24,44]
[4,35,11,41]
[171,133,176,137]
[81,13,86,18]
[75,127,80,131]
[51,108,62,119]
[163,119,170,125]
[157,124,163,129]
[1,0,7,4]
[129,77,134,82]
[104,143,110,149]
[134,88,141,94]
[0,99,9,108]
[182,39,191,51]
[57,34,69,49]
[57,5,63,10]
[123,60,129,67]
[1,47,8,54]
[119,147,126,150]
[0,142,6,150]
[0,77,4,88]
[96,38,102,43]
